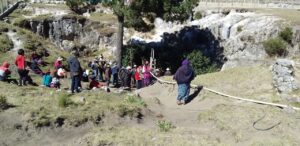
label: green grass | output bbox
[0,33,13,53]
[29,3,69,10]
[84,127,224,146]
[157,120,174,132]
[0,95,9,110]
[89,12,117,24]
[254,8,300,25]
[0,82,144,127]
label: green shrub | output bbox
[194,11,202,20]
[0,95,9,110]
[58,94,72,108]
[279,27,293,44]
[263,38,287,57]
[237,26,243,32]
[157,120,174,132]
[124,96,147,107]
[187,50,218,75]
[0,33,13,53]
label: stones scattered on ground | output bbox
[272,59,298,93]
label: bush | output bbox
[58,94,72,108]
[279,27,293,44]
[0,33,13,53]
[157,120,174,132]
[263,38,287,57]
[187,50,218,75]
[194,11,202,20]
[237,26,243,32]
[0,95,9,110]
[124,96,147,107]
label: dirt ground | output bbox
[1,65,300,146]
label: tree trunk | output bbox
[116,15,124,68]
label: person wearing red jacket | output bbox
[0,62,11,81]
[15,49,27,86]
[134,66,143,89]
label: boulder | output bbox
[272,59,298,93]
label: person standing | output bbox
[173,59,195,105]
[111,62,119,87]
[68,51,82,93]
[105,64,112,87]
[134,66,143,89]
[15,49,27,86]
[142,61,151,86]
[164,68,172,76]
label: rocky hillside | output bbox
[127,9,300,70]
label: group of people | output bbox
[0,48,197,105]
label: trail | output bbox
[7,30,23,54]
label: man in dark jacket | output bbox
[173,59,195,105]
[68,51,82,93]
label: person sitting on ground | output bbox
[82,69,90,82]
[173,59,195,105]
[57,67,67,78]
[31,51,44,66]
[164,68,172,76]
[134,66,143,89]
[29,61,44,76]
[24,67,38,86]
[89,76,109,91]
[50,72,61,90]
[0,62,11,82]
[54,57,64,70]
[42,69,52,87]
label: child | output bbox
[134,66,143,89]
[42,70,52,87]
[0,62,11,82]
[15,49,26,86]
[51,72,61,90]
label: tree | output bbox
[67,0,198,67]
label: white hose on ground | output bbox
[150,72,300,111]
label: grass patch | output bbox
[279,27,293,44]
[124,95,147,107]
[0,82,144,127]
[0,95,9,111]
[89,12,117,24]
[194,11,202,20]
[157,120,174,132]
[0,33,13,53]
[58,93,74,108]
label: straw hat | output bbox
[166,68,170,71]
[57,57,63,61]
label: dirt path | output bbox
[139,83,230,127]
[6,30,23,55]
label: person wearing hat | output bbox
[68,51,82,93]
[54,57,63,70]
[0,62,11,82]
[173,59,195,105]
[164,68,172,76]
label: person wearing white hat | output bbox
[164,67,172,76]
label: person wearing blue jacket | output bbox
[68,51,82,93]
